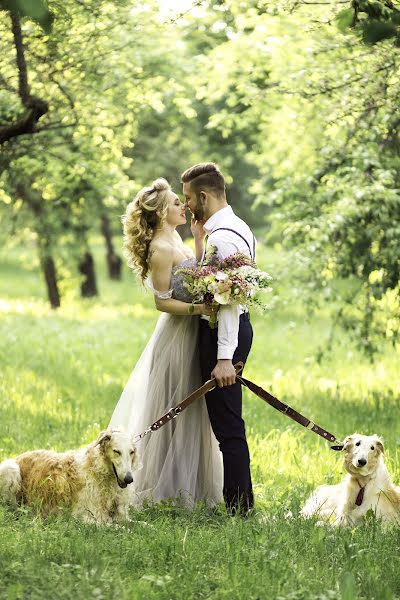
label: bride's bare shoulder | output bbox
[149,238,174,254]
[148,239,174,267]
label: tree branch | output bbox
[299,1,349,4]
[10,11,30,104]
[0,12,49,145]
[281,61,395,99]
[0,73,15,93]
[35,122,77,132]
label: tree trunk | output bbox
[100,214,122,280]
[37,231,61,308]
[79,251,98,297]
[0,12,48,145]
[42,254,61,309]
[14,181,61,308]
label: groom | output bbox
[182,162,255,516]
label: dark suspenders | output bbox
[206,227,256,261]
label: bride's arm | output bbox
[150,245,209,316]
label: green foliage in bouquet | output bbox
[178,245,273,328]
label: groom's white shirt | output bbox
[202,205,256,360]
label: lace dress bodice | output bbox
[171,258,197,303]
[147,257,197,303]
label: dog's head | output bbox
[96,429,139,489]
[342,433,384,477]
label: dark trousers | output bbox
[199,313,254,515]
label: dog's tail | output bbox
[0,459,22,505]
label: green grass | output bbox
[0,239,399,600]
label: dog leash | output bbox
[235,374,343,450]
[133,363,245,443]
[134,362,343,450]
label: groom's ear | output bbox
[199,190,207,203]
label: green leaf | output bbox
[362,20,398,44]
[335,9,354,32]
[391,11,400,25]
[339,571,358,600]
[0,0,54,32]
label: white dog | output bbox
[0,429,139,524]
[301,434,400,526]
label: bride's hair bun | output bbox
[122,178,171,280]
[151,178,170,192]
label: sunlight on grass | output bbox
[1,242,399,599]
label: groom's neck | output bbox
[205,196,228,220]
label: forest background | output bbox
[0,0,399,598]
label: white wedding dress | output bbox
[109,258,223,508]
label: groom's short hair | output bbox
[181,162,225,196]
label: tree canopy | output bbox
[0,0,398,353]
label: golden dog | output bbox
[0,429,139,524]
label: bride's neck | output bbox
[152,222,176,242]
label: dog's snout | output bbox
[124,472,133,485]
[358,458,367,467]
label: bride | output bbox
[109,178,223,508]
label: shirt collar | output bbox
[203,205,233,234]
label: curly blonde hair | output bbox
[122,178,171,281]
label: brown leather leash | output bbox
[135,362,344,450]
[236,374,343,450]
[134,363,245,443]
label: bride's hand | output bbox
[190,216,206,240]
[201,303,219,317]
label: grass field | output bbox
[0,239,399,600]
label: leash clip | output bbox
[330,439,344,451]
[167,407,181,419]
[135,426,153,442]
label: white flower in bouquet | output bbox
[214,290,232,305]
[177,245,273,328]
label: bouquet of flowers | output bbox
[178,244,273,328]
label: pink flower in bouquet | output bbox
[177,244,273,328]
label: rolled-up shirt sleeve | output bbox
[208,232,242,360]
[217,303,241,359]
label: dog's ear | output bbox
[343,435,353,450]
[95,430,112,447]
[374,436,384,454]
[130,440,143,471]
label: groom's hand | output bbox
[211,359,236,388]
[190,216,206,240]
